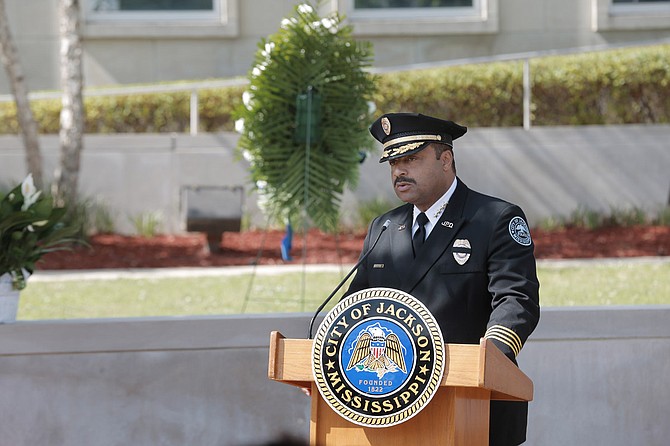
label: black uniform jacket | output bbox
[344,179,541,446]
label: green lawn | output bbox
[17,260,670,321]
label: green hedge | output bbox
[0,44,667,134]
[531,45,670,124]
[0,86,247,134]
[373,61,525,127]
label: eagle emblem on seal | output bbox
[346,325,407,378]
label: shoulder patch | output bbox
[509,216,532,246]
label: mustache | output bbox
[394,176,416,186]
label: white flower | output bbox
[21,174,36,196]
[235,118,245,134]
[298,4,313,14]
[242,150,253,162]
[321,17,337,33]
[281,17,298,29]
[242,90,254,110]
[251,66,263,77]
[261,42,275,58]
[20,173,42,211]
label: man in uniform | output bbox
[344,112,540,445]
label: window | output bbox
[354,0,473,8]
[88,0,218,21]
[592,0,670,30]
[82,0,238,37]
[612,0,669,3]
[341,0,497,36]
[93,0,214,11]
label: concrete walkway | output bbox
[30,256,670,282]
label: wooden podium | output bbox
[268,331,533,446]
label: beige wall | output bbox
[1,306,669,445]
[1,125,669,235]
[1,0,670,94]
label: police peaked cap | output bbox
[370,113,467,163]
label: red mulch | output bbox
[532,225,670,259]
[38,225,670,271]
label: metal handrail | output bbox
[1,37,668,133]
[369,37,670,131]
[0,77,248,102]
[368,37,670,74]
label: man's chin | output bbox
[394,189,413,203]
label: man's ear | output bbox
[441,149,453,171]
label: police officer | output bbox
[345,112,541,445]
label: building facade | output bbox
[1,0,670,94]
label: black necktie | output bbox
[412,212,429,257]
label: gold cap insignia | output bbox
[381,117,391,135]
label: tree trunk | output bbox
[55,0,84,212]
[0,0,43,188]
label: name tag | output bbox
[373,263,385,269]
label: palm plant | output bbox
[234,2,377,231]
[0,174,79,290]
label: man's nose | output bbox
[391,162,407,176]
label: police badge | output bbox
[312,287,445,428]
[452,239,471,265]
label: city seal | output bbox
[312,287,445,427]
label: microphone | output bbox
[308,219,391,339]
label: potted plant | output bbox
[0,174,79,323]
